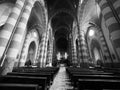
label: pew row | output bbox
[66,67,120,89]
[0,75,47,90]
[12,67,59,74]
[0,83,41,90]
[7,72,53,85]
[78,78,120,89]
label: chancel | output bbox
[0,0,120,90]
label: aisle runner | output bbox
[49,66,73,90]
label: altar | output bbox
[56,52,69,67]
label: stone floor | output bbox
[49,66,73,90]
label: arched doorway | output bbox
[93,47,103,65]
[85,25,105,67]
[93,48,101,62]
[90,40,104,67]
[25,41,36,66]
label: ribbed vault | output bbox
[27,1,46,36]
[45,0,79,51]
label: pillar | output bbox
[14,26,27,67]
[47,40,53,67]
[78,30,89,68]
[0,0,25,65]
[77,37,82,67]
[18,32,30,66]
[98,0,120,59]
[47,28,53,67]
[68,34,72,66]
[1,0,34,75]
[71,35,78,66]
[52,40,57,67]
[36,43,41,66]
[39,30,49,67]
[99,29,112,66]
[43,30,49,67]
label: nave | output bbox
[0,0,120,89]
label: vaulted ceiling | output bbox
[45,0,79,51]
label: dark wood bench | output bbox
[71,74,120,87]
[7,72,53,86]
[66,67,113,79]
[12,67,59,80]
[12,67,59,75]
[66,67,119,89]
[0,75,47,90]
[71,74,120,80]
[0,83,41,90]
[77,78,120,89]
[66,67,113,74]
[102,67,120,75]
[20,71,55,80]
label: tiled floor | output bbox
[49,66,73,90]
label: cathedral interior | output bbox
[0,0,120,90]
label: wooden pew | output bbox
[20,71,55,80]
[0,83,41,90]
[77,78,120,90]
[69,71,114,80]
[10,67,59,89]
[66,67,114,79]
[66,67,113,79]
[12,67,59,75]
[66,67,119,89]
[71,74,120,81]
[0,75,47,90]
[12,67,59,79]
[7,72,53,86]
[71,74,120,87]
[102,67,120,75]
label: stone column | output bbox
[68,34,72,66]
[39,30,49,67]
[0,0,25,65]
[39,33,46,67]
[52,40,57,67]
[43,30,49,67]
[36,44,41,66]
[98,0,120,59]
[77,37,82,67]
[78,30,89,68]
[71,36,78,66]
[47,40,53,67]
[99,29,112,66]
[18,32,30,67]
[1,0,34,75]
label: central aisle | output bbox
[49,66,73,90]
